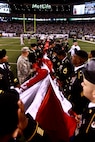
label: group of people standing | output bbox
[0,37,95,142]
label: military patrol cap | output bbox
[75,49,88,60]
[83,69,95,84]
[57,49,66,56]
[21,46,30,52]
[31,43,37,47]
[0,49,6,59]
[0,89,19,136]
[73,38,77,42]
[53,44,62,53]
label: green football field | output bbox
[0,37,95,77]
[0,37,37,77]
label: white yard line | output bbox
[78,39,95,44]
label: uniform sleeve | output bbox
[23,113,51,142]
[17,57,30,76]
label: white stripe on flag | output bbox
[25,75,50,119]
[20,80,43,111]
[48,75,72,115]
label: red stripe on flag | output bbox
[26,69,48,88]
[36,84,76,142]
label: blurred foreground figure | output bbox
[0,89,52,142]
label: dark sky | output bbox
[1,0,92,4]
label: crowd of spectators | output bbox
[0,21,95,37]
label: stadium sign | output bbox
[32,4,51,10]
[0,3,10,14]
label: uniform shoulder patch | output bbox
[91,121,95,128]
[57,62,60,65]
[89,109,92,113]
[37,127,44,136]
[0,73,3,79]
[63,67,67,74]
[0,90,4,94]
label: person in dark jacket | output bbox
[28,43,37,65]
[70,49,89,114]
[56,49,74,99]
[0,89,52,142]
[0,49,17,91]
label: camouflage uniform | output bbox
[17,55,31,84]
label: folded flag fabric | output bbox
[20,80,43,111]
[25,75,50,119]
[19,54,77,142]
[36,82,77,142]
[24,74,77,142]
[26,68,48,88]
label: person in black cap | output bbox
[0,49,18,91]
[72,69,95,142]
[51,44,62,77]
[89,50,95,58]
[70,49,89,114]
[0,89,52,142]
[28,43,37,65]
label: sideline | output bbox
[78,39,95,44]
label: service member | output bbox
[0,49,17,91]
[56,49,74,98]
[28,43,37,65]
[70,49,89,114]
[17,47,31,84]
[72,69,95,142]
